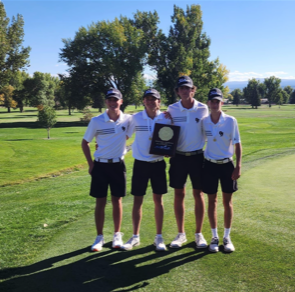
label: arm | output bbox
[232,142,242,180]
[163,111,174,124]
[82,139,94,175]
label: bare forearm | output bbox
[82,139,93,166]
[231,143,242,180]
[235,143,242,167]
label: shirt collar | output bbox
[178,99,198,112]
[104,110,123,122]
[209,111,225,125]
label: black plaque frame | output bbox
[149,123,180,157]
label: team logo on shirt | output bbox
[219,131,224,137]
[122,126,126,131]
[173,116,187,123]
[195,118,200,123]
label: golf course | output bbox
[0,104,294,291]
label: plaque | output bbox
[149,123,180,157]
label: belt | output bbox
[176,149,203,156]
[95,158,121,163]
[148,158,164,163]
[205,157,232,164]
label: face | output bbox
[208,99,223,112]
[177,86,195,99]
[143,95,161,111]
[105,97,123,112]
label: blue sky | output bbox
[2,0,295,82]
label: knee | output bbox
[153,194,163,205]
[223,199,233,209]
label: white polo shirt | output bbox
[83,110,131,159]
[202,111,241,160]
[168,99,208,151]
[128,110,172,161]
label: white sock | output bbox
[133,234,139,238]
[224,228,231,238]
[211,228,218,238]
[156,234,162,238]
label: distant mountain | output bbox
[224,79,295,92]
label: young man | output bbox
[201,88,242,253]
[167,76,209,249]
[82,88,131,252]
[121,88,172,252]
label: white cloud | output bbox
[228,70,295,81]
[265,71,288,75]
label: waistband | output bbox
[136,158,164,163]
[205,157,232,164]
[176,149,203,156]
[95,157,122,163]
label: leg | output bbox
[153,193,164,234]
[95,197,107,235]
[222,192,235,252]
[222,192,233,228]
[132,196,144,235]
[193,189,205,233]
[174,188,186,233]
[207,193,218,229]
[207,193,220,252]
[111,196,123,233]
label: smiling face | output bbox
[176,86,196,100]
[143,95,161,111]
[208,99,223,112]
[105,97,123,112]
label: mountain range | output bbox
[224,79,295,92]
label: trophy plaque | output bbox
[149,123,180,157]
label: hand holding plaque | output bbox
[149,123,180,157]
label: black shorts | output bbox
[169,152,204,189]
[131,159,167,196]
[202,159,238,194]
[90,160,126,198]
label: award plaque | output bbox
[149,123,180,157]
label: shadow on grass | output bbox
[0,121,87,129]
[5,139,34,141]
[0,242,209,292]
[0,115,37,119]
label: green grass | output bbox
[0,105,295,291]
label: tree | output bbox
[289,90,295,104]
[129,72,148,109]
[9,70,30,112]
[0,85,17,112]
[264,76,281,107]
[37,105,57,139]
[23,72,57,107]
[283,85,293,104]
[243,78,261,109]
[57,73,92,115]
[280,89,289,104]
[60,15,150,111]
[0,3,31,88]
[231,89,243,106]
[283,85,293,96]
[148,5,229,104]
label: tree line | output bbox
[230,77,295,109]
[0,4,230,114]
[1,2,295,116]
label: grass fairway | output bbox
[0,105,295,291]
